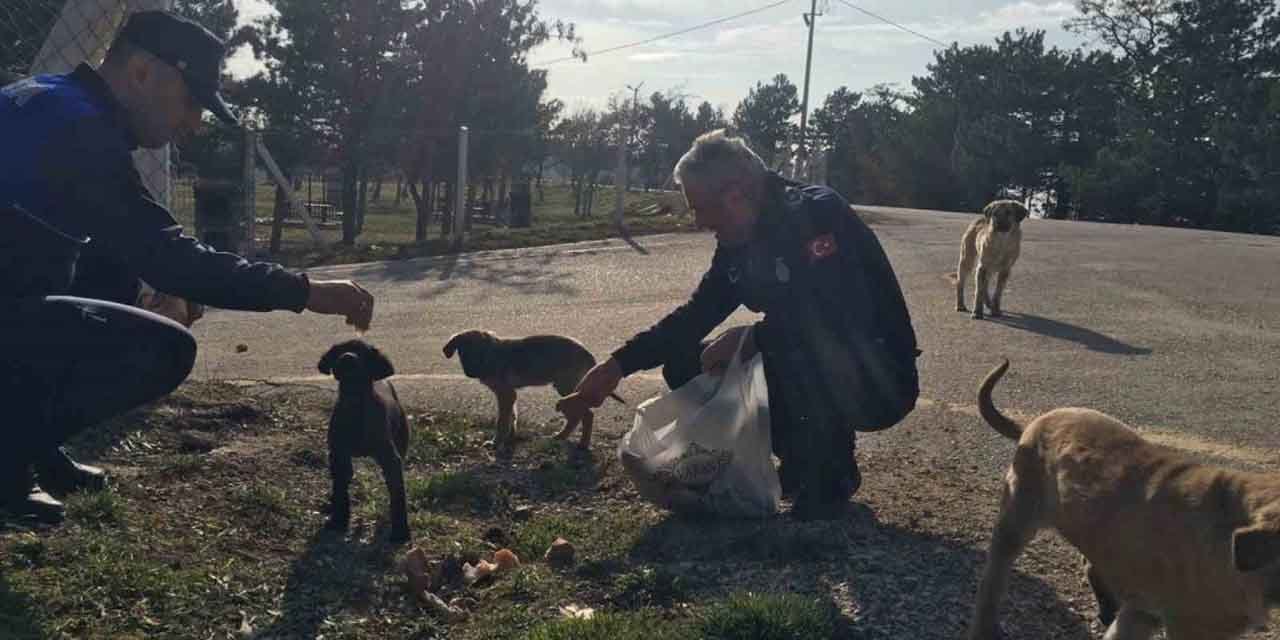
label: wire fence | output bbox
[236,126,686,255]
[2,1,690,261]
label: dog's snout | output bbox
[333,352,362,376]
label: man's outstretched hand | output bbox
[557,357,624,422]
[306,279,374,331]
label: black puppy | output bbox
[318,340,410,543]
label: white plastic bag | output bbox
[618,332,780,518]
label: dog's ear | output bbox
[472,333,501,374]
[365,344,395,381]
[982,202,996,219]
[443,332,463,358]
[1232,524,1280,572]
[318,344,342,375]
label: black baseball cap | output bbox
[116,10,238,125]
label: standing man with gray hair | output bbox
[560,129,920,520]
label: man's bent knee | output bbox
[151,320,196,398]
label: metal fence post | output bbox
[615,143,625,229]
[242,127,257,255]
[131,0,172,207]
[453,125,469,251]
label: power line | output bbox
[834,0,949,48]
[532,0,797,67]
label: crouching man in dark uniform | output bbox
[559,129,920,520]
[0,11,375,524]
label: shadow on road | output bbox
[348,251,580,298]
[626,504,1093,639]
[617,229,650,255]
[991,312,1151,355]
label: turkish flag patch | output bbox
[807,233,838,263]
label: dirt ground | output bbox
[2,381,1276,639]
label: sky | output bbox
[226,0,1092,116]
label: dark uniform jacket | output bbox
[0,64,308,310]
[613,173,920,433]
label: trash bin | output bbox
[509,181,532,228]
[193,177,245,253]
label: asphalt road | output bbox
[190,206,1280,469]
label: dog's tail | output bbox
[978,360,1024,441]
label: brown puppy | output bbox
[443,330,621,457]
[968,361,1280,640]
[956,200,1028,319]
[319,340,410,543]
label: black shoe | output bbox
[0,467,65,525]
[790,490,849,522]
[778,463,802,499]
[790,457,860,522]
[34,447,108,495]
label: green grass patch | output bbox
[525,610,690,640]
[230,483,297,532]
[512,510,651,567]
[7,534,47,568]
[8,533,215,637]
[155,453,209,477]
[288,446,328,470]
[698,592,839,640]
[407,415,477,462]
[487,563,558,603]
[64,490,125,529]
[408,470,505,513]
[511,513,590,563]
[532,459,586,497]
[613,566,687,609]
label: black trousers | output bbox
[0,296,196,481]
[659,341,859,499]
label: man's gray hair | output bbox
[673,129,768,201]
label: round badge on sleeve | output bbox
[806,233,838,263]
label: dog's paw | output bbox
[971,313,985,320]
[956,304,968,312]
[963,623,1009,640]
[494,441,515,461]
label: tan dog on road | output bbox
[968,360,1280,640]
[956,200,1028,319]
[443,330,623,458]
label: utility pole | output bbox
[798,0,822,170]
[625,82,644,192]
[627,82,645,130]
